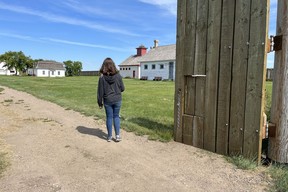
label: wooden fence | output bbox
[80,71,99,76]
[174,0,269,161]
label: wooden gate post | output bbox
[268,0,288,163]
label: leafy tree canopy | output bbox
[0,51,33,75]
[64,60,83,76]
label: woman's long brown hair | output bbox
[99,57,118,75]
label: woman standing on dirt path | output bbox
[97,57,125,142]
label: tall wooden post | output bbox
[268,0,288,163]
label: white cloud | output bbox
[139,0,177,16]
[0,32,128,52]
[61,0,109,16]
[0,32,32,40]
[0,2,139,36]
[41,38,128,52]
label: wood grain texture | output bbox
[203,0,222,152]
[216,0,235,155]
[174,0,186,142]
[244,0,268,159]
[175,0,268,162]
[229,0,251,155]
[269,0,288,163]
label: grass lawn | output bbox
[0,76,274,142]
[0,76,275,142]
[0,76,175,141]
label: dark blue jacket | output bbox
[97,73,125,107]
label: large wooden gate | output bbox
[174,0,269,160]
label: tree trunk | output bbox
[268,0,288,163]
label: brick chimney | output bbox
[136,45,147,56]
[153,40,159,48]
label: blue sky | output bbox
[0,0,277,71]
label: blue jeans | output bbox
[104,101,122,138]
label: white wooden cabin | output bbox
[27,61,65,77]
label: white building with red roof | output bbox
[119,40,176,81]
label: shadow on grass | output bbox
[128,117,173,132]
[76,126,107,141]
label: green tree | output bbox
[72,61,82,76]
[0,51,33,75]
[64,60,73,76]
[63,60,82,76]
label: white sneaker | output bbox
[107,136,112,142]
[115,135,121,142]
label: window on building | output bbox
[144,65,148,70]
[129,68,131,70]
[152,64,156,69]
[58,71,60,75]
[43,71,45,75]
[52,71,54,75]
[160,64,164,69]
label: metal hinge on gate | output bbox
[268,35,283,52]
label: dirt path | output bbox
[0,86,271,192]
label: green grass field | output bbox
[0,76,175,141]
[0,76,274,141]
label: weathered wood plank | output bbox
[183,114,194,145]
[203,0,222,152]
[174,0,187,142]
[229,0,251,155]
[194,0,208,118]
[244,0,268,159]
[216,0,235,155]
[193,116,204,148]
[182,0,198,135]
[183,0,198,76]
[184,76,196,115]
